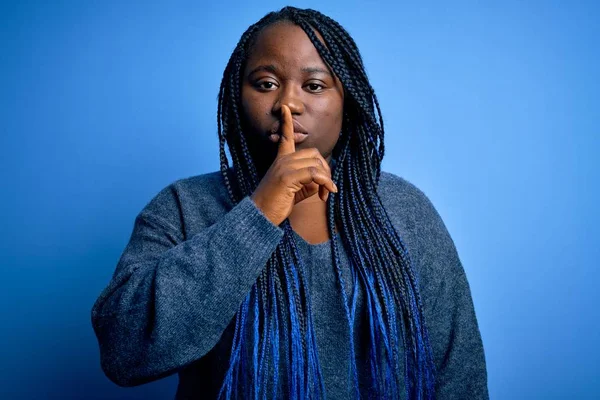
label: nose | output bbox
[272,84,304,116]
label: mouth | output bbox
[267,119,309,144]
[268,131,309,144]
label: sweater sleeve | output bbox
[380,172,489,399]
[428,255,489,399]
[410,189,489,399]
[90,193,284,387]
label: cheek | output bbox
[241,91,265,128]
[242,94,271,126]
[319,98,344,129]
[314,102,343,150]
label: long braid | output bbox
[215,6,436,399]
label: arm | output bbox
[410,187,489,399]
[377,172,489,398]
[428,255,489,399]
[90,191,284,387]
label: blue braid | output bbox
[216,6,437,399]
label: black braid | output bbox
[215,6,436,399]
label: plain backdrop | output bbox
[1,1,598,399]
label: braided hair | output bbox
[215,6,436,399]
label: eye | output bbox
[255,81,278,91]
[305,82,325,93]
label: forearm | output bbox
[91,196,284,386]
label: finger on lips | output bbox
[277,105,295,156]
[279,105,338,194]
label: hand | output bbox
[250,105,338,226]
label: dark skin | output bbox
[242,22,345,243]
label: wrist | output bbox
[250,194,281,226]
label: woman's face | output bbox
[241,22,345,167]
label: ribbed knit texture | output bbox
[91,170,489,399]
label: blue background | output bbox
[2,1,598,399]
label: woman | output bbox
[91,6,488,400]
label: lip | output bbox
[269,119,308,135]
[267,119,309,144]
[268,132,308,144]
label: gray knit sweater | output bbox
[90,170,488,399]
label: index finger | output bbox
[277,105,296,157]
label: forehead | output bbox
[246,22,327,69]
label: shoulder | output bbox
[378,170,455,252]
[137,169,233,238]
[377,170,461,288]
[172,170,232,204]
[143,170,229,210]
[378,170,443,231]
[378,170,427,203]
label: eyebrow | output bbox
[246,64,334,78]
[301,66,333,76]
[247,65,278,75]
